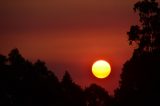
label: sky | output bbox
[0,0,148,94]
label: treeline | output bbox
[0,49,113,106]
[1,47,160,106]
[1,0,160,106]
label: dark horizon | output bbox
[1,0,160,97]
[0,0,137,94]
[1,0,160,105]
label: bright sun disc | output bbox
[92,60,111,79]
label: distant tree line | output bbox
[1,0,160,106]
[0,49,113,106]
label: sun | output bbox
[92,60,111,79]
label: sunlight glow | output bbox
[92,60,111,79]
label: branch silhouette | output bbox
[115,0,160,106]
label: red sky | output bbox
[1,0,156,95]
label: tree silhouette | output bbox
[0,54,7,65]
[0,49,62,106]
[0,49,114,106]
[84,84,113,106]
[8,48,26,66]
[31,60,62,106]
[61,71,85,106]
[115,0,160,106]
[128,0,160,53]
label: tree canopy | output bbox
[0,49,113,106]
[115,0,160,106]
[128,0,160,53]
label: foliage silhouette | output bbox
[61,71,85,106]
[128,0,160,53]
[0,49,62,106]
[2,1,159,106]
[0,49,113,106]
[115,0,160,106]
[84,84,113,106]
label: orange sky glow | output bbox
[1,0,152,94]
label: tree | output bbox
[61,71,85,106]
[0,54,7,66]
[85,84,113,106]
[0,49,62,106]
[128,0,160,53]
[115,0,160,106]
[31,60,61,106]
[8,48,26,66]
[61,71,73,86]
[0,54,7,72]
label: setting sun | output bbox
[92,60,111,79]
